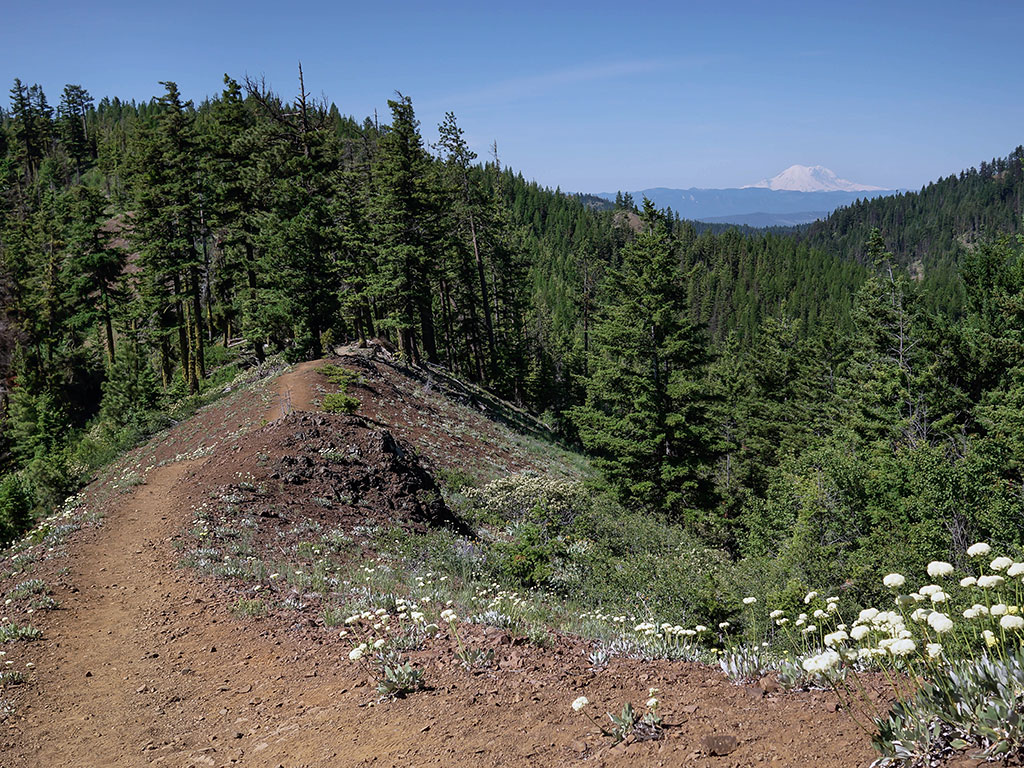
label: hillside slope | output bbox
[0,354,876,767]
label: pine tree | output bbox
[437,111,494,379]
[128,81,205,392]
[371,94,438,364]
[246,67,341,358]
[61,184,124,364]
[570,199,717,527]
[837,228,929,448]
[57,84,93,178]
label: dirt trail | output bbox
[0,362,879,768]
[266,360,322,420]
[3,366,329,767]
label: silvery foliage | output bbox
[873,651,1024,766]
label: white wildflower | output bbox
[967,542,991,557]
[889,638,916,657]
[910,607,932,623]
[1000,615,1024,631]
[927,561,954,578]
[850,624,871,641]
[978,575,1005,588]
[572,696,589,712]
[801,650,840,674]
[824,630,849,647]
[991,556,1014,572]
[858,608,879,623]
[927,612,954,634]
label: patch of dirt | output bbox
[0,358,882,767]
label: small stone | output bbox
[703,733,740,756]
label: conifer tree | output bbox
[570,199,717,527]
[437,111,494,379]
[129,81,205,392]
[246,67,341,358]
[61,184,124,364]
[57,85,93,178]
[372,94,438,364]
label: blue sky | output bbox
[2,0,1022,192]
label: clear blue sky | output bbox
[2,0,1022,192]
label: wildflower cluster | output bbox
[440,607,494,667]
[573,610,724,663]
[632,621,715,661]
[342,600,434,698]
[571,688,663,744]
[758,543,1024,764]
[463,474,587,525]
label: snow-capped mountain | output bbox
[593,166,895,227]
[744,165,885,193]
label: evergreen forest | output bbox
[2,71,1024,604]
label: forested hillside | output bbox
[803,145,1024,315]
[1,73,1023,603]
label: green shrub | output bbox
[491,523,561,588]
[318,364,361,413]
[322,392,360,413]
[6,388,66,465]
[0,475,33,546]
[319,363,362,388]
[24,447,78,514]
[100,343,161,431]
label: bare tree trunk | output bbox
[172,272,190,388]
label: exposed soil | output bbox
[0,354,893,767]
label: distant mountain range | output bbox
[595,165,897,227]
[744,164,886,193]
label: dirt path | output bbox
[3,366,330,767]
[0,362,879,768]
[266,360,322,419]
